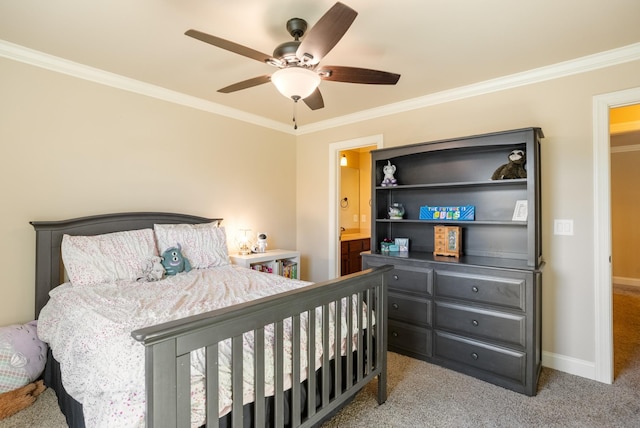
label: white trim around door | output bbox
[328,135,383,279]
[593,86,640,384]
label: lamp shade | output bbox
[271,67,321,100]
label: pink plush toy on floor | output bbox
[0,320,47,394]
[0,320,48,419]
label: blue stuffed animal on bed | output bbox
[160,244,192,276]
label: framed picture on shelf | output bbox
[395,238,409,252]
[512,200,528,221]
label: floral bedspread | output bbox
[37,264,369,427]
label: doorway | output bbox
[593,87,640,384]
[328,135,383,278]
[610,104,640,378]
[338,147,377,276]
[610,104,640,290]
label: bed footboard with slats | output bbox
[132,265,391,428]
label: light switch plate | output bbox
[554,219,574,235]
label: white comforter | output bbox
[37,264,368,427]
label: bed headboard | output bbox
[30,212,221,318]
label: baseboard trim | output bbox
[542,351,598,381]
[613,276,640,288]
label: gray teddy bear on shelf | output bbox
[491,149,527,180]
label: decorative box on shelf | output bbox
[380,242,399,252]
[433,225,462,258]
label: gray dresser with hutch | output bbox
[362,128,543,396]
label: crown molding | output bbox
[2,38,639,136]
[0,39,295,135]
[298,42,640,134]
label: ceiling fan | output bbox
[185,2,400,114]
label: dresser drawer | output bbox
[387,264,433,296]
[388,320,432,358]
[389,292,432,327]
[434,331,525,383]
[434,268,526,310]
[435,302,525,347]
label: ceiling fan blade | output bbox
[318,66,400,85]
[303,88,324,110]
[185,29,275,64]
[218,75,272,93]
[296,2,357,65]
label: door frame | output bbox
[593,86,640,383]
[328,135,383,278]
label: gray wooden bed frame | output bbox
[31,212,390,428]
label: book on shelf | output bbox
[281,260,298,279]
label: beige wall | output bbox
[0,57,296,325]
[295,60,640,367]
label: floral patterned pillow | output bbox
[62,229,158,286]
[153,222,229,269]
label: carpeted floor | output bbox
[321,285,640,427]
[2,286,639,427]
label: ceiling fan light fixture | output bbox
[271,67,320,100]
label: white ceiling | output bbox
[1,0,640,129]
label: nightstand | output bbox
[229,249,300,279]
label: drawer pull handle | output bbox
[393,275,399,280]
[392,331,399,337]
[471,352,479,360]
[472,319,479,327]
[471,286,479,293]
[392,303,399,310]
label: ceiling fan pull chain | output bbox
[292,96,300,130]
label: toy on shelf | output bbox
[491,149,527,180]
[380,161,397,186]
[388,203,405,219]
[253,233,268,253]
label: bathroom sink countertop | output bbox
[340,233,371,241]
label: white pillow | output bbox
[154,222,229,269]
[61,228,158,286]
